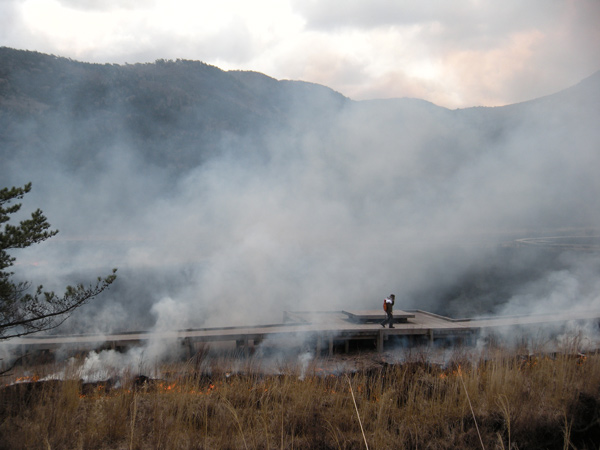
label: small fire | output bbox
[14,375,40,384]
[439,367,462,379]
[158,382,178,392]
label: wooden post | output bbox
[183,338,193,359]
[316,336,322,358]
[328,335,334,357]
[235,337,250,358]
[377,330,384,353]
[244,336,249,358]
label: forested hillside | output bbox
[0,47,347,175]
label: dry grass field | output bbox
[1,339,600,450]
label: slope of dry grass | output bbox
[1,344,600,450]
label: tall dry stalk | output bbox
[346,375,369,450]
[496,394,511,450]
[220,394,249,450]
[458,365,485,450]
[129,392,138,450]
[324,418,343,450]
[562,413,572,450]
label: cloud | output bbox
[292,0,560,36]
[1,0,598,107]
[0,1,19,38]
[56,0,153,12]
[286,1,600,106]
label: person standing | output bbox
[381,294,395,328]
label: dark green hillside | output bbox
[0,47,348,174]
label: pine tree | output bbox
[0,183,117,340]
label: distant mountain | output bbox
[2,46,598,180]
[0,47,348,175]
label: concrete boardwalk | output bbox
[3,308,600,358]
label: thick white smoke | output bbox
[4,65,600,344]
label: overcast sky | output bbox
[1,0,599,108]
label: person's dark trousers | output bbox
[381,311,394,328]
